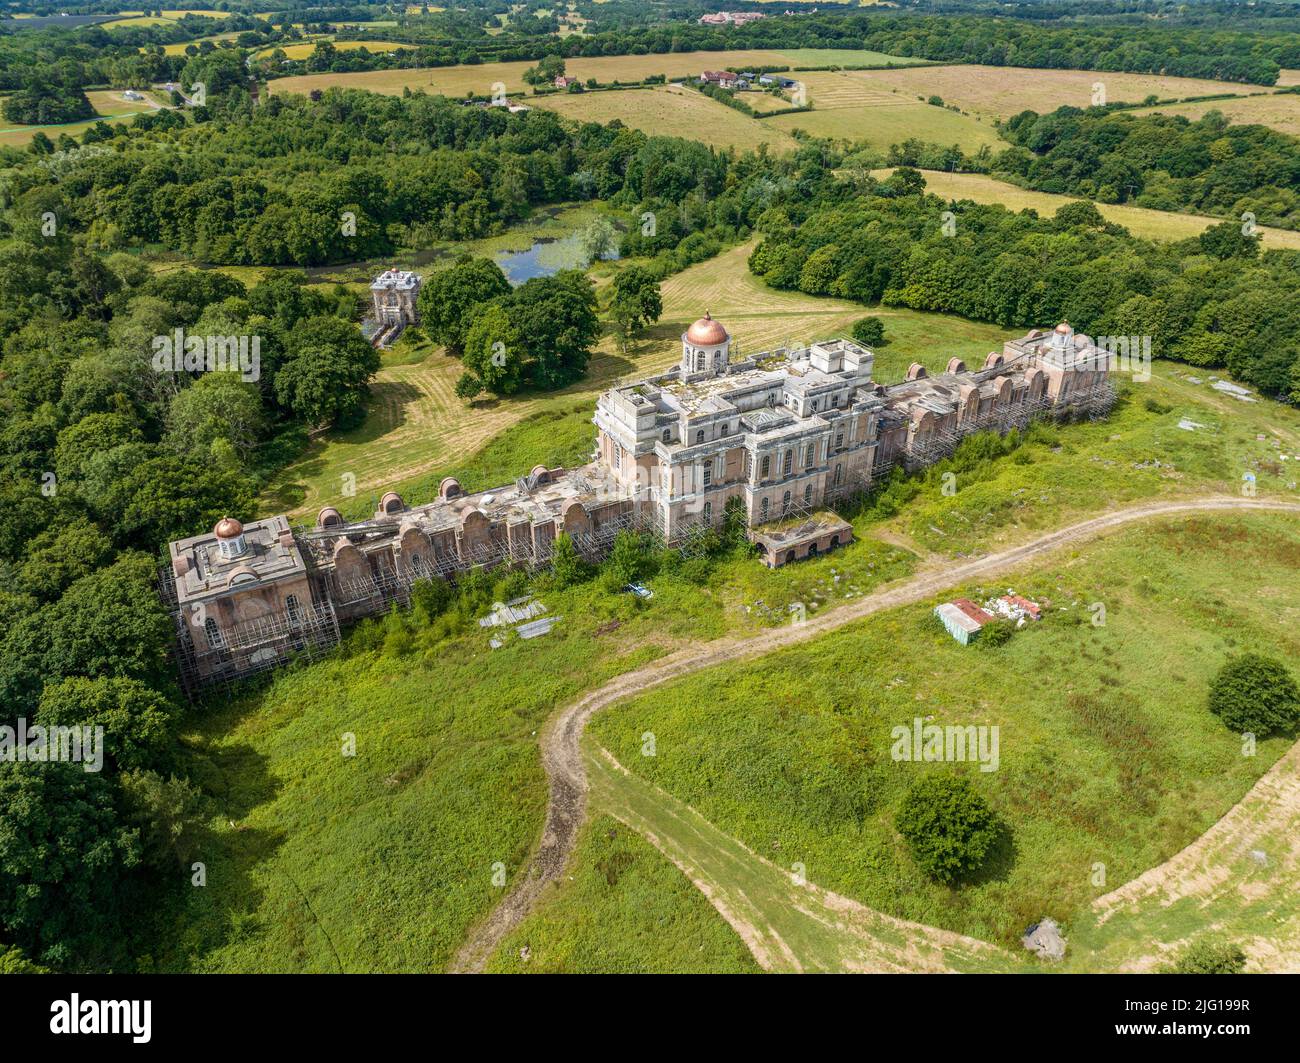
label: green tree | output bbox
[609,265,662,348]
[166,372,265,459]
[17,518,113,602]
[275,316,380,427]
[851,316,886,347]
[36,676,176,774]
[895,774,999,884]
[415,257,511,355]
[550,532,589,588]
[119,770,209,871]
[0,761,141,969]
[1208,654,1300,737]
[462,303,524,395]
[507,271,599,389]
[1199,219,1261,260]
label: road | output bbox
[449,495,1300,972]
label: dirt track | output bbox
[448,496,1300,973]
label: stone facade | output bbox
[163,312,1115,691]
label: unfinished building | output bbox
[162,313,1116,692]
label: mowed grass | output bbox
[531,85,798,154]
[486,815,764,973]
[1129,91,1300,139]
[838,64,1267,121]
[266,48,928,101]
[870,168,1300,249]
[586,511,1300,956]
[260,238,1013,519]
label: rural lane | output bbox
[449,496,1300,972]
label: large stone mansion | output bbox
[163,312,1115,691]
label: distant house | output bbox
[554,75,577,89]
[698,11,765,25]
[758,74,798,89]
[701,70,738,89]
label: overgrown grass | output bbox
[486,815,763,973]
[586,512,1300,955]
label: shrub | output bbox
[1207,654,1300,736]
[1166,939,1247,974]
[895,774,998,884]
[852,316,886,346]
[979,618,1015,647]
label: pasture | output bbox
[0,88,165,147]
[530,85,798,154]
[833,64,1270,121]
[1129,91,1300,139]
[870,168,1300,249]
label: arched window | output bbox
[834,463,843,486]
[695,430,704,445]
[662,428,671,443]
[703,501,712,523]
[719,423,728,437]
[695,352,705,371]
[782,450,793,477]
[760,455,770,479]
[804,484,813,506]
[782,490,791,515]
[760,497,769,521]
[286,594,303,625]
[204,617,225,650]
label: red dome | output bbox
[214,516,244,539]
[685,312,728,346]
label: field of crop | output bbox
[579,510,1300,964]
[259,39,416,61]
[530,85,798,154]
[871,168,1300,249]
[260,238,1013,518]
[1130,91,1300,139]
[266,48,930,101]
[836,64,1269,121]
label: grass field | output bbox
[581,510,1300,962]
[266,48,931,101]
[259,239,1013,519]
[1129,91,1300,139]
[531,85,798,154]
[486,815,764,973]
[0,88,165,147]
[831,64,1270,121]
[768,83,1004,153]
[871,168,1300,249]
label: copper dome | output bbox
[213,516,244,539]
[685,311,728,346]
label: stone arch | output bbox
[317,506,344,530]
[905,363,927,380]
[983,352,1005,370]
[439,477,462,500]
[946,357,967,374]
[379,491,404,516]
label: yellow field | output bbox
[532,85,798,153]
[260,40,416,61]
[1278,70,1300,88]
[831,64,1269,120]
[1131,92,1300,138]
[260,240,1011,517]
[0,89,164,147]
[267,49,924,101]
[871,168,1300,250]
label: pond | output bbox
[494,232,619,285]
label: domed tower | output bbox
[213,516,249,561]
[681,311,730,379]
